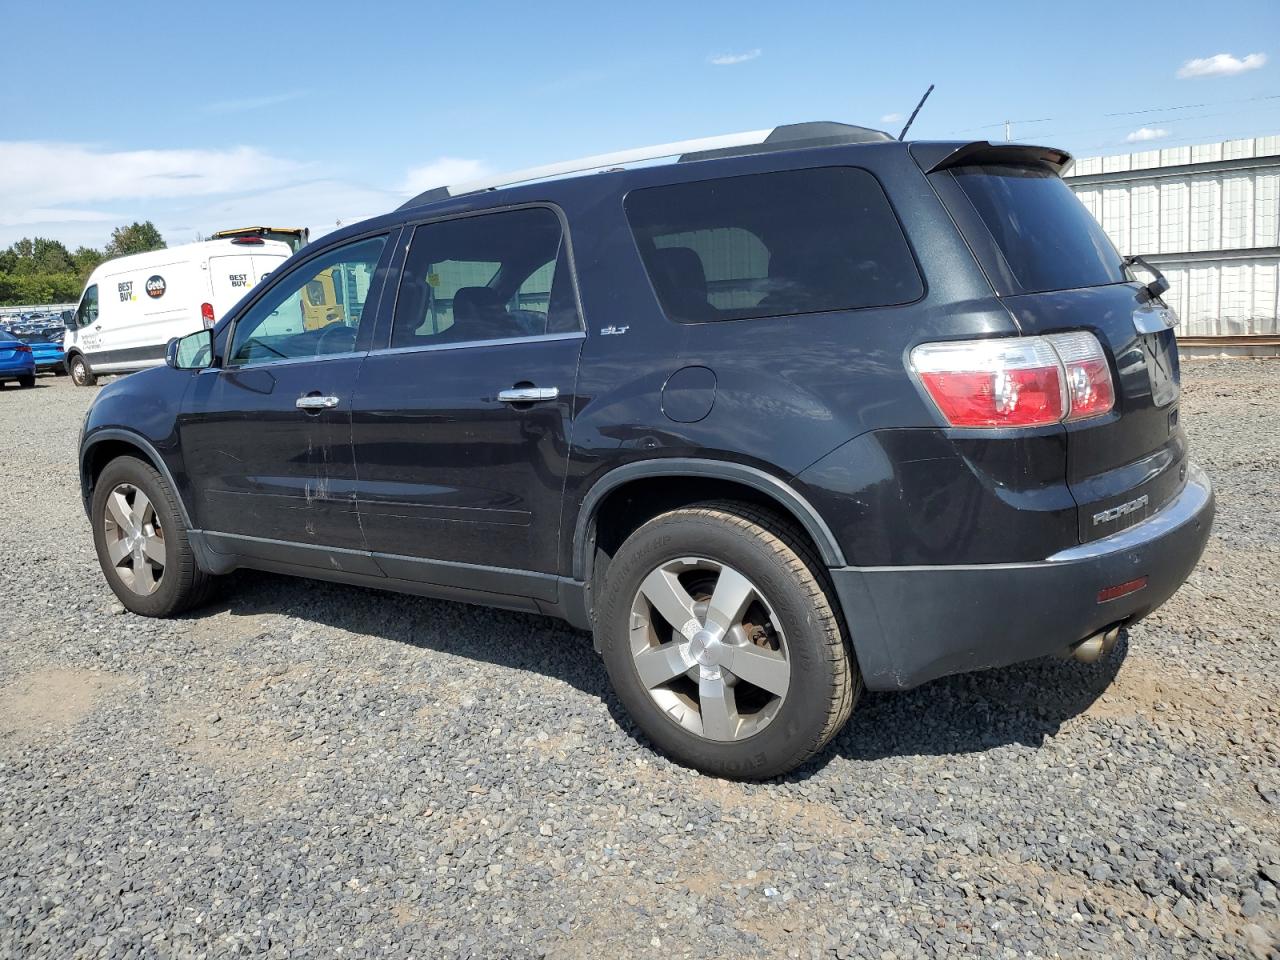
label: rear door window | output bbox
[390,207,579,348]
[624,167,923,323]
[948,164,1127,294]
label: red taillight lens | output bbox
[911,338,1065,427]
[14,344,31,354]
[201,303,215,329]
[231,236,265,245]
[911,333,1114,429]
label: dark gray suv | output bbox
[78,122,1213,778]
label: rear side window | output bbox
[390,207,580,349]
[950,164,1126,293]
[625,167,922,323]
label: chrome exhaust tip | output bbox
[1071,633,1106,664]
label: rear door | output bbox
[350,207,584,592]
[933,160,1184,543]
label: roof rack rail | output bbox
[398,121,892,209]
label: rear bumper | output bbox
[832,462,1215,691]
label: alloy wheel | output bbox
[628,557,791,742]
[102,483,166,595]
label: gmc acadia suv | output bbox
[79,122,1214,778]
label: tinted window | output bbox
[951,164,1126,293]
[391,208,579,348]
[229,236,386,365]
[625,168,922,323]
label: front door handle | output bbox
[497,386,559,404]
[296,395,340,410]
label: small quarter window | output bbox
[625,167,923,323]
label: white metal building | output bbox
[1064,136,1280,347]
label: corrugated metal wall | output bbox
[1065,136,1280,337]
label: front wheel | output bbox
[69,354,96,387]
[596,502,859,779]
[91,456,217,616]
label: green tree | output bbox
[31,237,75,274]
[105,221,166,258]
[71,246,106,279]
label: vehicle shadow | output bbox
[198,571,1127,775]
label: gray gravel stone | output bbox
[1,363,1278,960]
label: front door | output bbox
[178,234,393,573]
[351,207,584,595]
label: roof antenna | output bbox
[897,84,935,141]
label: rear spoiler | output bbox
[910,141,1073,176]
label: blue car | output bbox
[20,333,66,375]
[0,333,36,388]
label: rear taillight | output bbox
[1047,331,1115,421]
[231,236,265,245]
[14,344,31,354]
[911,332,1115,429]
[201,303,215,329]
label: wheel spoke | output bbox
[106,536,131,565]
[639,568,700,638]
[105,490,132,529]
[633,642,691,689]
[728,645,791,697]
[705,565,756,634]
[142,532,166,566]
[698,675,740,741]
[132,490,154,527]
[134,555,158,594]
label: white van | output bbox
[64,237,291,386]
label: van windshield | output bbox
[951,164,1126,294]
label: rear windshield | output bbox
[951,164,1126,294]
[625,167,923,323]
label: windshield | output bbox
[951,163,1126,294]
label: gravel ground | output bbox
[0,362,1277,960]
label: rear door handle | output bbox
[497,386,559,403]
[296,395,340,410]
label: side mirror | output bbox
[167,329,214,370]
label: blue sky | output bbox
[2,0,1277,249]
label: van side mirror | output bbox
[167,329,214,370]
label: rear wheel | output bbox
[91,456,216,617]
[69,354,96,387]
[596,501,859,779]
[18,374,34,388]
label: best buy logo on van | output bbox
[145,275,166,299]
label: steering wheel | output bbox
[315,322,356,355]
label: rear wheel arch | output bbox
[573,460,847,617]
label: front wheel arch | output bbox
[80,431,196,533]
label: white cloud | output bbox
[204,90,308,114]
[880,113,904,124]
[1177,52,1267,79]
[0,141,305,213]
[1125,127,1170,143]
[709,49,761,66]
[400,157,491,196]
[0,140,491,249]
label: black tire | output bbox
[18,374,35,388]
[69,354,96,387]
[596,501,859,779]
[91,456,217,617]
[53,364,68,376]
